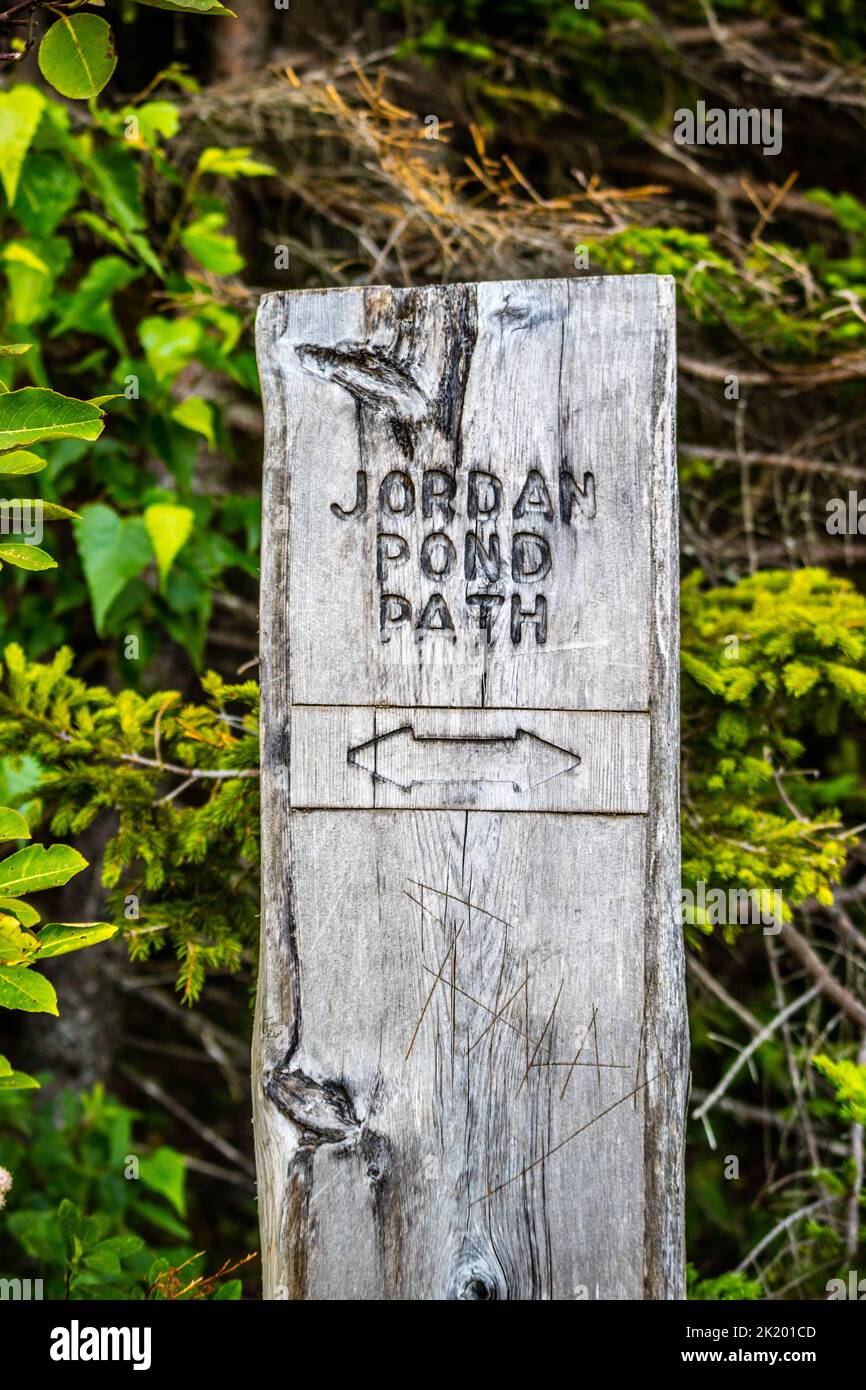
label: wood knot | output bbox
[266,1066,360,1148]
[447,1258,504,1301]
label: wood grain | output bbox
[254,275,686,1301]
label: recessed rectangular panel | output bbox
[290,706,650,813]
[276,277,661,711]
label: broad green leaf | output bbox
[53,256,142,354]
[134,0,235,14]
[56,1197,80,1251]
[13,151,82,237]
[74,504,153,634]
[88,145,145,228]
[144,504,195,591]
[142,62,200,95]
[96,1235,145,1258]
[124,100,180,148]
[38,16,117,101]
[139,1147,187,1216]
[0,843,87,896]
[180,212,243,274]
[1,237,69,326]
[0,913,39,964]
[213,1280,242,1300]
[0,1053,10,1076]
[134,1200,189,1240]
[0,389,104,450]
[0,86,46,205]
[0,807,30,841]
[0,1068,40,1090]
[0,452,46,476]
[0,544,57,572]
[85,1249,122,1276]
[139,316,202,383]
[36,922,117,959]
[2,244,50,275]
[0,964,58,1015]
[0,344,31,359]
[171,397,216,448]
[196,146,274,178]
[0,897,40,927]
[86,145,162,277]
[12,500,80,522]
[74,209,136,259]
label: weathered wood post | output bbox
[254,275,686,1300]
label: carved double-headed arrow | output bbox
[347,725,581,795]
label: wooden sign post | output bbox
[254,276,686,1301]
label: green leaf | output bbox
[53,256,142,354]
[0,1067,40,1090]
[0,389,104,450]
[74,210,136,260]
[139,1147,187,1217]
[0,843,88,896]
[180,211,243,274]
[0,897,40,927]
[0,451,46,476]
[124,100,180,148]
[133,0,235,14]
[144,503,195,592]
[12,151,82,237]
[0,86,46,205]
[38,16,118,101]
[0,344,31,359]
[196,146,274,178]
[170,397,216,447]
[56,1198,80,1253]
[0,545,57,572]
[74,505,153,634]
[1,238,68,327]
[0,964,58,1015]
[134,1199,189,1240]
[0,913,39,964]
[87,143,145,233]
[213,1280,242,1299]
[0,807,30,842]
[139,316,202,383]
[85,1248,122,1276]
[26,501,80,522]
[36,922,117,959]
[85,145,162,277]
[2,243,50,275]
[93,1234,145,1259]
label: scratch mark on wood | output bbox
[519,979,564,1094]
[472,1072,664,1206]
